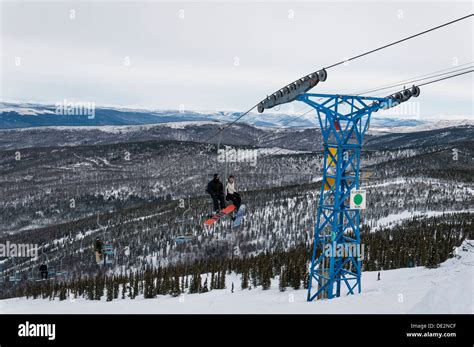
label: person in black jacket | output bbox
[93,238,104,263]
[206,173,226,213]
[39,263,48,279]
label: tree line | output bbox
[2,213,471,300]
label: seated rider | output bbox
[226,175,242,219]
[93,238,104,263]
[206,174,226,214]
[39,263,48,279]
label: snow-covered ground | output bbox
[369,209,473,231]
[1,240,472,314]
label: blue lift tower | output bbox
[256,67,421,301]
[297,88,420,301]
[254,15,471,301]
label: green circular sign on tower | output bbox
[354,193,363,205]
[350,189,367,209]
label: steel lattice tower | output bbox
[250,12,468,301]
[298,93,400,301]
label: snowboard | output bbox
[203,204,236,226]
[232,204,246,227]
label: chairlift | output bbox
[102,243,115,266]
[9,274,22,283]
[52,256,68,278]
[28,274,44,282]
[35,245,67,280]
[27,266,40,281]
[7,257,22,284]
[175,196,195,243]
[103,244,114,254]
[176,234,194,244]
[96,214,115,266]
[38,247,53,279]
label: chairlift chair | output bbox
[175,197,195,243]
[27,268,40,281]
[96,214,115,266]
[103,243,114,255]
[9,273,22,283]
[101,243,115,266]
[48,267,58,278]
[175,234,194,244]
[7,257,22,283]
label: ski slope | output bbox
[1,240,472,314]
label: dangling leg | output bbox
[218,194,226,210]
[227,193,238,221]
[234,193,241,211]
[212,195,220,213]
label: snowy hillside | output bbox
[1,240,472,314]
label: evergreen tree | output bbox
[279,267,287,292]
[113,278,120,299]
[241,268,249,290]
[106,279,113,302]
[219,270,226,289]
[121,280,127,299]
[201,278,209,293]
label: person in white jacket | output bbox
[225,175,241,215]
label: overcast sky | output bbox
[1,0,472,120]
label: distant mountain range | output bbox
[1,101,471,131]
[0,119,472,153]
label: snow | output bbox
[367,119,473,134]
[159,121,219,129]
[1,240,472,314]
[0,107,56,116]
[258,147,309,156]
[370,209,474,231]
[0,121,220,134]
[362,177,449,189]
[363,178,408,189]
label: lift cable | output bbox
[196,65,472,169]
[353,61,473,95]
[197,65,473,168]
[160,16,474,181]
[356,65,474,96]
[263,69,473,157]
[249,64,474,145]
[416,69,473,87]
[369,69,473,98]
[157,69,472,211]
[324,14,473,70]
[202,103,260,144]
[202,14,473,144]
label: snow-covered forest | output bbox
[0,123,472,303]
